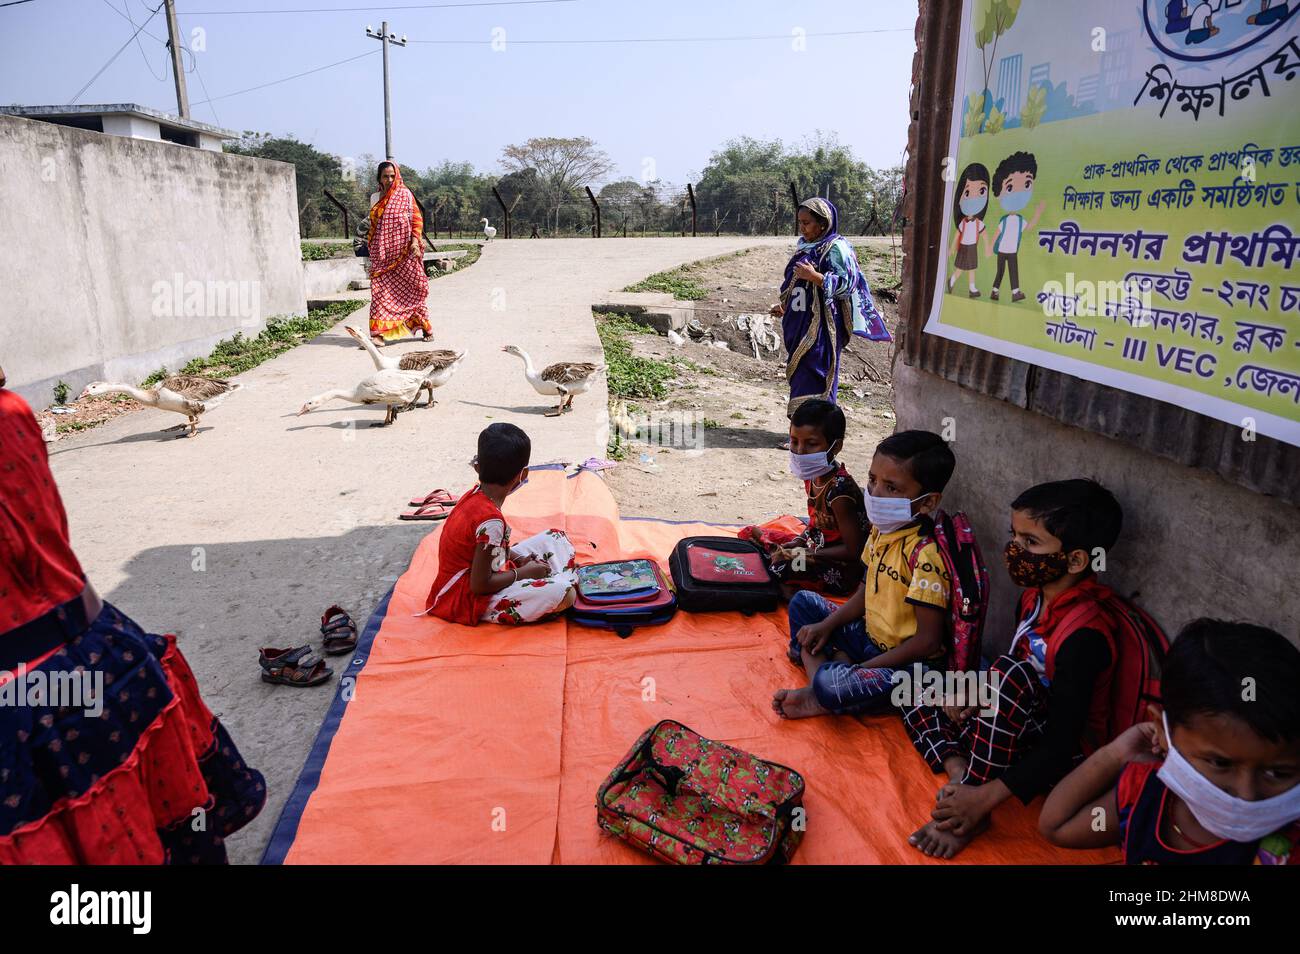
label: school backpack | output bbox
[1033,584,1171,750]
[596,720,806,865]
[668,536,781,615]
[569,559,677,638]
[906,510,989,673]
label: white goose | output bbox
[345,326,467,408]
[481,218,497,242]
[297,368,428,426]
[78,374,242,438]
[502,345,601,416]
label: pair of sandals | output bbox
[398,487,461,521]
[259,605,359,688]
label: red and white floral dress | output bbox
[425,488,578,626]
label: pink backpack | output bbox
[907,510,989,672]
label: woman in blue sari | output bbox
[770,198,890,417]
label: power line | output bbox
[408,27,914,45]
[0,0,38,7]
[70,0,165,104]
[186,0,575,13]
[104,0,169,81]
[191,48,378,105]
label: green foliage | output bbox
[301,241,353,261]
[985,105,1006,135]
[962,92,987,138]
[1021,83,1048,129]
[596,316,676,401]
[624,266,710,300]
[974,0,1022,49]
[52,380,70,405]
[702,418,722,429]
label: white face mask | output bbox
[1156,712,1300,843]
[866,492,929,534]
[788,450,835,481]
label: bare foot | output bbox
[771,687,829,719]
[907,816,989,860]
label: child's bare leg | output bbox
[772,646,854,720]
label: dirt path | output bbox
[604,240,901,525]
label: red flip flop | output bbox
[407,488,459,508]
[398,501,455,521]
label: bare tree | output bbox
[500,136,615,233]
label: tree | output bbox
[226,132,347,237]
[500,136,614,233]
[1020,83,1047,129]
[974,0,1022,133]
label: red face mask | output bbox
[1004,540,1070,588]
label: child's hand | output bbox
[796,621,832,656]
[943,703,976,725]
[769,303,784,318]
[514,553,543,567]
[515,562,550,580]
[1106,721,1163,764]
[932,782,992,836]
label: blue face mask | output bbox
[959,195,987,217]
[999,189,1033,214]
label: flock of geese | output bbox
[76,326,602,437]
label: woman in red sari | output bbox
[366,161,432,346]
[0,368,265,863]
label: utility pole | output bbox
[163,0,190,118]
[365,21,407,160]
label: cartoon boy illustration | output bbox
[984,151,1046,303]
[1249,0,1290,26]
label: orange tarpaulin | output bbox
[276,468,1118,865]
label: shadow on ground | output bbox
[103,521,429,865]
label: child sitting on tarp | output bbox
[742,400,868,599]
[771,430,954,720]
[904,479,1130,860]
[424,423,578,625]
[1040,618,1300,865]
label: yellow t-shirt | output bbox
[861,523,951,655]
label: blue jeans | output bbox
[786,590,901,714]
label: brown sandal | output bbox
[260,646,333,686]
[320,605,359,656]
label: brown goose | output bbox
[502,345,601,416]
[78,375,242,438]
[346,326,467,407]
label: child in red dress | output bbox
[425,423,578,625]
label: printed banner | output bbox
[924,0,1300,445]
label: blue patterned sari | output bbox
[778,198,890,415]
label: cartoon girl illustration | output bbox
[948,162,990,298]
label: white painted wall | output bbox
[0,113,305,406]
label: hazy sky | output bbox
[1,0,919,182]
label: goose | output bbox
[345,326,467,408]
[481,218,497,242]
[502,345,601,416]
[78,374,242,438]
[297,368,427,426]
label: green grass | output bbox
[595,314,676,401]
[142,300,365,384]
[623,267,709,301]
[301,241,354,261]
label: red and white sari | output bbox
[366,163,431,341]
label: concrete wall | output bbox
[893,361,1300,654]
[302,256,368,298]
[0,113,304,406]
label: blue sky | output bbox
[1,0,919,182]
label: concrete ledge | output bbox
[591,292,694,334]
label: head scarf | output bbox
[366,162,423,279]
[783,198,890,341]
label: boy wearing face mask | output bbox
[745,400,868,598]
[772,430,954,721]
[907,479,1125,859]
[1040,619,1300,864]
[424,423,579,625]
[984,151,1047,303]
